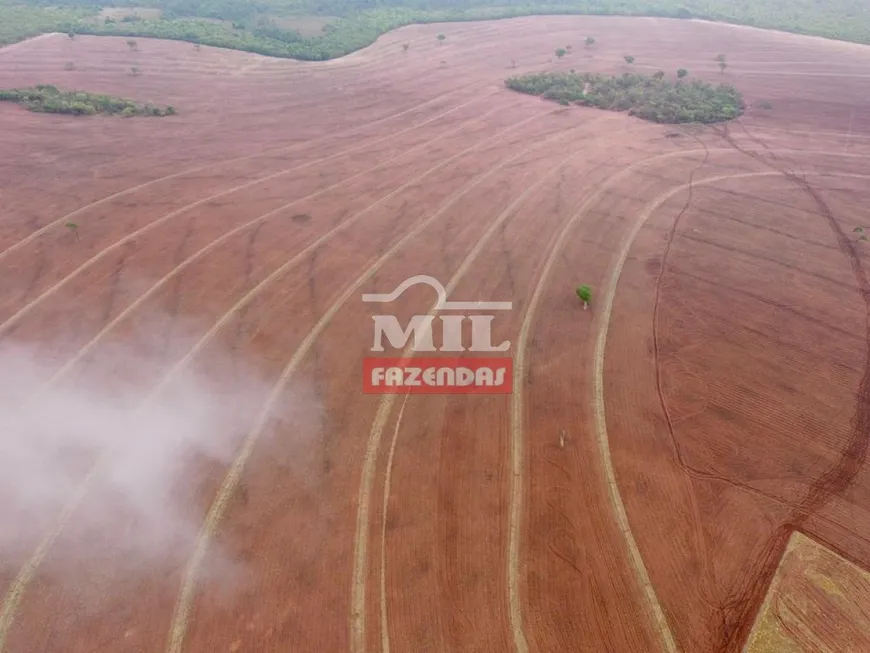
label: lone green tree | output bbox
[437,33,446,44]
[584,36,595,47]
[576,285,592,309]
[677,68,688,79]
[67,32,75,39]
[65,221,79,240]
[130,66,141,76]
[126,39,137,50]
[555,48,567,59]
[402,42,409,52]
[624,55,635,64]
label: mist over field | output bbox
[0,322,278,583]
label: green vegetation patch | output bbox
[0,85,176,116]
[505,70,744,123]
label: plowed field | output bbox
[3,14,870,653]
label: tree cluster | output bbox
[0,85,176,117]
[505,70,744,123]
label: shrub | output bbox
[677,68,688,79]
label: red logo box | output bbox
[363,357,512,394]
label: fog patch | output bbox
[0,315,305,593]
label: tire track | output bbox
[167,116,598,653]
[0,91,496,339]
[594,166,870,653]
[0,102,549,651]
[708,126,870,650]
[0,84,476,264]
[650,127,720,615]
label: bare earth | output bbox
[2,14,870,653]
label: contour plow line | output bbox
[0,90,498,337]
[507,146,775,653]
[506,148,717,653]
[169,117,599,653]
[0,84,476,262]
[379,391,410,653]
[0,103,536,651]
[356,125,631,653]
[29,103,512,394]
[589,163,870,653]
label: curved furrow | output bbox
[164,112,599,653]
[0,91,495,337]
[0,99,538,650]
[0,84,477,264]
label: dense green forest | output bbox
[0,85,176,115]
[2,0,870,60]
[505,70,744,123]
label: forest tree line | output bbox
[3,0,870,60]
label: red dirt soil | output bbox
[2,14,870,653]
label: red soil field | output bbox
[2,14,870,653]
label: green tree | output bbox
[624,55,635,64]
[436,33,445,44]
[677,68,688,79]
[555,47,567,59]
[67,32,75,40]
[65,222,79,239]
[402,42,409,52]
[576,285,592,309]
[715,53,726,63]
[653,70,665,81]
[585,36,595,47]
[130,66,140,75]
[126,39,137,50]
